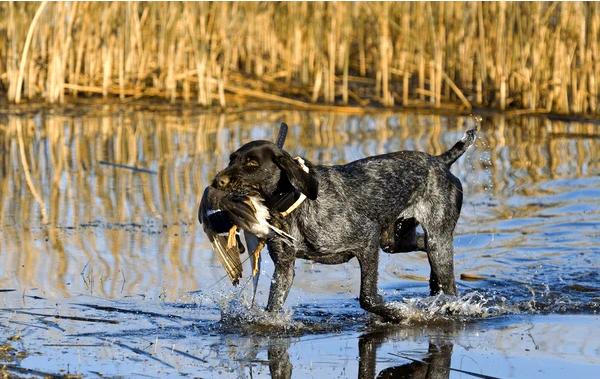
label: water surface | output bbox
[0,106,598,377]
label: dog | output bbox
[203,126,476,322]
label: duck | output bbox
[198,123,290,298]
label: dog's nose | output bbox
[215,174,230,189]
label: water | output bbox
[0,105,599,377]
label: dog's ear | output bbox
[275,152,318,200]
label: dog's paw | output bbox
[372,304,406,323]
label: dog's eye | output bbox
[245,159,259,167]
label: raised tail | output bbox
[438,128,476,167]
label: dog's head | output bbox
[212,140,318,202]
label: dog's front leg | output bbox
[266,240,295,313]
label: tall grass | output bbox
[1,2,598,115]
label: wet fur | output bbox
[211,130,475,322]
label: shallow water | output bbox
[0,106,599,377]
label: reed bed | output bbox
[0,2,599,115]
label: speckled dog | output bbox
[210,128,476,322]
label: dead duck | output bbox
[198,123,289,297]
[198,187,294,285]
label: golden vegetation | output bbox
[1,2,598,114]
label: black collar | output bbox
[266,189,303,213]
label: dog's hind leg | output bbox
[356,238,404,322]
[419,177,462,296]
[423,230,457,296]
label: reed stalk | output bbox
[0,2,598,115]
[10,1,47,103]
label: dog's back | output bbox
[310,129,475,226]
[288,129,475,267]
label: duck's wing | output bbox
[219,194,263,233]
[208,230,243,286]
[199,187,243,285]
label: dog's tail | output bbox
[438,128,476,167]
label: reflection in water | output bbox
[0,107,598,304]
[377,343,453,379]
[241,327,456,379]
[267,338,293,379]
[359,330,452,379]
[3,287,598,378]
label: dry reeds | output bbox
[0,2,599,115]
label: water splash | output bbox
[219,296,295,330]
[387,291,514,324]
[192,287,328,335]
[192,284,598,332]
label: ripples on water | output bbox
[0,105,599,376]
[0,106,598,312]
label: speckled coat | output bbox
[209,129,475,322]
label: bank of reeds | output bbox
[1,2,598,115]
